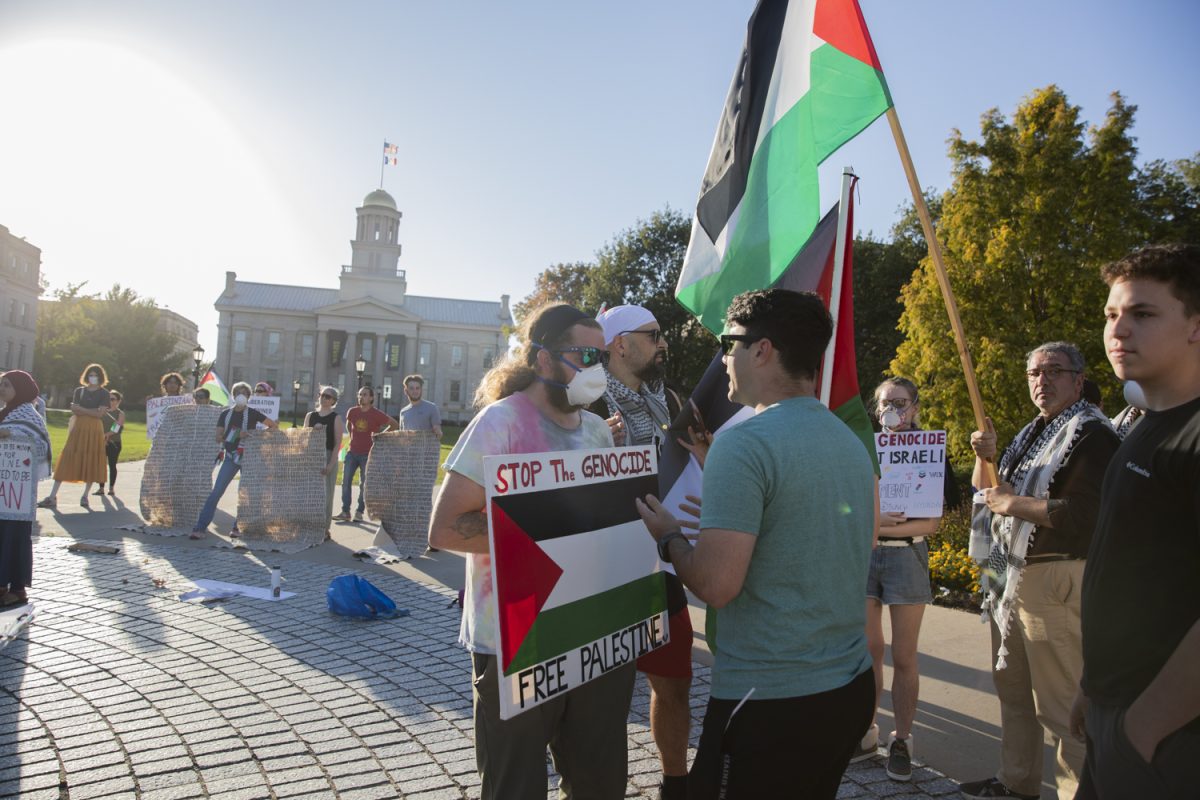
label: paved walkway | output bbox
[0,462,1019,798]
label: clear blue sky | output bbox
[2,0,1196,354]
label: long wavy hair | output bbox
[473,304,601,408]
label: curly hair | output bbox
[1101,243,1200,316]
[473,303,601,408]
[725,289,831,380]
[160,372,185,390]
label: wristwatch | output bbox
[657,530,688,563]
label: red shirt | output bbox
[346,406,393,455]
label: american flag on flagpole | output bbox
[383,141,399,155]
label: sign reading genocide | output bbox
[146,394,195,440]
[0,439,36,521]
[484,446,668,720]
[875,429,948,518]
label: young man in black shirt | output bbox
[1071,243,1200,799]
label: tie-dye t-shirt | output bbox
[443,390,613,654]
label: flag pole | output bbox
[379,140,385,188]
[885,108,998,486]
[819,167,856,407]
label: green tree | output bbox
[892,87,1144,461]
[581,208,716,394]
[1137,153,1200,244]
[852,232,923,404]
[512,262,594,325]
[34,284,103,404]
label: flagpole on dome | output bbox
[819,167,856,407]
[379,139,386,188]
[883,108,998,486]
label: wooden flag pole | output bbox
[885,108,998,486]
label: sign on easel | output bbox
[0,440,36,521]
[875,430,948,518]
[484,446,668,719]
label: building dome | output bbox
[362,189,397,210]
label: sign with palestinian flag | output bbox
[484,446,667,720]
[677,0,892,334]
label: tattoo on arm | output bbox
[452,511,487,540]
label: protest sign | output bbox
[365,430,440,557]
[248,396,280,423]
[141,404,222,531]
[0,440,35,521]
[875,429,948,517]
[146,395,194,440]
[484,445,667,720]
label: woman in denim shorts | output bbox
[852,378,959,782]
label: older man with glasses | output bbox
[959,342,1119,800]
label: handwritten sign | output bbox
[484,446,666,719]
[248,396,281,428]
[0,440,36,521]
[146,395,194,440]
[875,430,948,518]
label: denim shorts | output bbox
[865,539,932,605]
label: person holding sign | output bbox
[853,378,959,781]
[0,370,51,607]
[190,381,278,539]
[38,362,111,510]
[305,386,343,533]
[637,290,877,800]
[94,390,125,498]
[334,385,396,523]
[429,303,633,800]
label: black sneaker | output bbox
[959,777,1039,799]
[886,737,911,781]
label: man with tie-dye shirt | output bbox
[429,303,632,800]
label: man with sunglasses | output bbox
[592,304,691,800]
[429,303,633,800]
[636,289,877,799]
[961,342,1118,800]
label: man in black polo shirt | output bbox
[1070,244,1200,799]
[962,343,1118,800]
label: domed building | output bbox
[214,189,512,421]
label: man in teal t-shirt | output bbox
[638,289,877,799]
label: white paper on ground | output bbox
[0,603,34,648]
[179,579,295,602]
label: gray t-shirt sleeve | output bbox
[699,430,765,536]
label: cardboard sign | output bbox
[248,396,281,426]
[0,440,36,521]
[146,395,194,440]
[484,446,667,719]
[875,430,948,518]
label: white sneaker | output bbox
[849,722,880,762]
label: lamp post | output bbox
[292,378,301,427]
[191,344,205,389]
[355,355,366,390]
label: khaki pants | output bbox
[471,653,636,800]
[990,560,1086,800]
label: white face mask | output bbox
[564,363,608,406]
[233,394,248,408]
[87,375,99,386]
[880,408,903,430]
[1122,380,1146,409]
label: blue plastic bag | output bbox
[327,574,402,619]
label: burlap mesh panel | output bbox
[364,430,440,557]
[140,404,223,532]
[236,426,327,550]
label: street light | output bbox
[191,344,205,389]
[355,355,366,390]
[292,378,301,427]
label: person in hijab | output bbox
[0,370,51,607]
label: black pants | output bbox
[689,667,874,800]
[103,440,121,489]
[1076,701,1200,800]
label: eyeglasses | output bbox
[320,393,336,400]
[720,334,760,355]
[619,329,664,344]
[880,398,912,410]
[1025,367,1080,381]
[253,390,267,395]
[553,347,609,368]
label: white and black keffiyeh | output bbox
[974,398,1111,669]
[601,372,671,447]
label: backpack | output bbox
[326,574,400,619]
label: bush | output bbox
[927,479,982,596]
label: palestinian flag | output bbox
[676,0,892,333]
[198,369,230,406]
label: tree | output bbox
[892,87,1145,461]
[852,233,922,404]
[512,262,594,325]
[581,208,716,393]
[1136,153,1200,245]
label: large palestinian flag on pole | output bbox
[676,0,892,333]
[485,446,668,720]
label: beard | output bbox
[634,352,666,384]
[546,362,579,413]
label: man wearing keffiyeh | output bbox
[591,304,690,800]
[959,342,1119,800]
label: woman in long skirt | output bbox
[38,363,110,509]
[0,370,51,607]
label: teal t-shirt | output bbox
[700,396,875,700]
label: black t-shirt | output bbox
[305,410,339,452]
[217,407,268,453]
[1081,395,1200,726]
[74,386,111,410]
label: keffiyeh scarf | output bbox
[0,402,52,481]
[974,398,1110,669]
[601,372,671,447]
